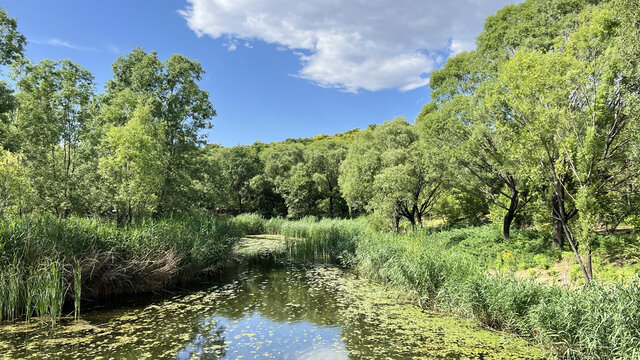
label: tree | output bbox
[0,149,33,216]
[260,143,305,217]
[214,145,262,214]
[0,7,26,149]
[305,139,348,217]
[340,118,441,230]
[104,48,215,214]
[497,6,639,282]
[99,99,164,222]
[14,59,94,216]
[423,51,532,240]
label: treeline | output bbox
[1,0,639,284]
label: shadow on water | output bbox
[0,256,544,359]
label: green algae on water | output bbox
[0,262,545,359]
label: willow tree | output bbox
[0,149,33,216]
[104,48,215,215]
[340,118,440,231]
[14,60,94,216]
[0,7,26,150]
[305,139,348,217]
[422,51,532,240]
[497,6,639,282]
[99,99,164,222]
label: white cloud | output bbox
[107,43,121,54]
[32,38,99,52]
[33,38,123,54]
[179,0,519,92]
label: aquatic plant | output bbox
[73,261,81,320]
[0,215,242,323]
[253,216,640,359]
[353,226,640,359]
[231,213,266,235]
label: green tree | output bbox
[99,100,164,222]
[0,149,33,216]
[14,59,94,216]
[260,143,305,217]
[306,140,348,217]
[104,48,215,214]
[340,118,441,230]
[215,145,262,214]
[497,6,639,282]
[423,51,532,239]
[0,7,26,149]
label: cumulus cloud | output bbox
[179,0,518,92]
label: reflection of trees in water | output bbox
[177,319,227,359]
[213,267,343,326]
[175,266,348,359]
[1,265,373,359]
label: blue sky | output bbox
[2,0,517,146]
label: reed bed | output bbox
[280,217,365,265]
[0,215,242,322]
[248,215,640,359]
[355,227,640,359]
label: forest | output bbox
[1,0,640,358]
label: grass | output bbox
[4,212,639,358]
[242,214,640,359]
[0,215,243,322]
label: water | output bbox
[0,262,543,359]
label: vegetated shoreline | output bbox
[2,213,639,359]
[231,214,640,360]
[0,215,241,323]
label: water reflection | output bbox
[0,263,543,359]
[177,312,347,359]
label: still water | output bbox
[0,262,543,359]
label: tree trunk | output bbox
[392,214,400,233]
[502,188,519,241]
[552,218,564,248]
[329,193,334,217]
[554,181,591,283]
[552,194,564,248]
[562,223,592,283]
[587,247,593,281]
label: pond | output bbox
[0,260,544,359]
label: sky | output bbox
[2,0,518,146]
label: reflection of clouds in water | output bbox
[298,347,349,360]
[178,311,347,359]
[0,266,542,359]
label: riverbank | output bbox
[2,214,639,358]
[234,214,640,359]
[0,257,544,359]
[0,215,241,323]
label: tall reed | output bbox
[0,214,242,323]
[250,215,640,358]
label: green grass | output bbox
[0,215,243,322]
[245,215,640,359]
[5,212,639,358]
